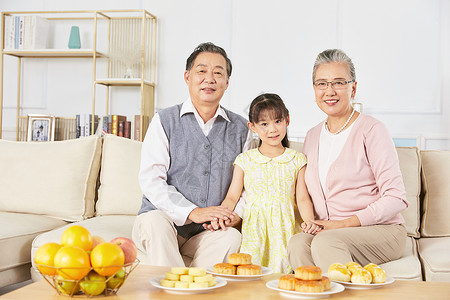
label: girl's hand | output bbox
[301,221,323,235]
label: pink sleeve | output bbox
[355,122,408,225]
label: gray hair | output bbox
[186,42,232,77]
[312,49,356,82]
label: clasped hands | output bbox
[188,205,240,232]
[302,217,359,235]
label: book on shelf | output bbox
[124,121,131,139]
[3,15,49,50]
[111,115,127,136]
[134,115,141,141]
[76,114,98,138]
[101,116,109,136]
[118,121,125,137]
[4,15,15,50]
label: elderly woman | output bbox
[287,49,408,271]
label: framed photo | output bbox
[27,114,56,142]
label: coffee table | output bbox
[1,265,449,299]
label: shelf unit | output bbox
[0,10,157,141]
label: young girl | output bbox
[209,93,321,273]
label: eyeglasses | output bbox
[313,80,354,90]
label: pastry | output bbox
[236,264,262,275]
[189,282,208,289]
[164,272,180,281]
[278,274,296,291]
[350,267,372,284]
[188,267,206,276]
[194,274,213,283]
[160,279,175,288]
[213,263,237,275]
[171,267,189,275]
[345,262,362,275]
[228,253,252,265]
[294,279,324,293]
[364,263,386,283]
[161,267,216,288]
[321,276,331,290]
[328,264,351,282]
[174,281,189,288]
[295,266,322,280]
[179,275,194,282]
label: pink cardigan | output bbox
[303,114,408,226]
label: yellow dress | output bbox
[235,148,307,273]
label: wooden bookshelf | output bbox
[0,10,157,141]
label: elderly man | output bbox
[132,42,253,267]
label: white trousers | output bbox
[132,210,242,267]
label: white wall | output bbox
[1,0,449,149]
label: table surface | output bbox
[1,265,449,299]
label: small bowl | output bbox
[35,259,139,297]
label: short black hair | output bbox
[185,42,232,77]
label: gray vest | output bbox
[138,104,248,239]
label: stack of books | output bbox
[101,115,141,140]
[3,15,49,50]
[75,114,99,138]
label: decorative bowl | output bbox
[35,259,139,297]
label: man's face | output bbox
[184,52,229,108]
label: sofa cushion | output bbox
[30,215,147,281]
[379,236,422,280]
[0,212,68,288]
[96,134,143,216]
[418,237,450,281]
[0,136,102,221]
[396,147,421,238]
[420,151,450,237]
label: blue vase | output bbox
[68,26,81,49]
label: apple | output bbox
[107,268,125,289]
[92,235,106,249]
[55,275,79,295]
[110,237,137,264]
[80,271,106,296]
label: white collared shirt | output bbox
[139,98,253,226]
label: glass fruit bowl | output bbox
[35,259,139,297]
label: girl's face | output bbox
[248,110,289,147]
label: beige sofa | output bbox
[0,135,449,290]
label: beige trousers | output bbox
[132,210,242,267]
[287,224,407,271]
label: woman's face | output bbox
[313,62,357,118]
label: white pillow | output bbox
[0,135,102,221]
[96,134,143,216]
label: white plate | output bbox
[324,274,395,290]
[206,266,272,281]
[149,276,227,294]
[266,280,345,299]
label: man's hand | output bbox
[200,206,242,232]
[188,206,235,227]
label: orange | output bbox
[90,242,125,276]
[54,245,91,280]
[34,242,63,275]
[61,225,93,252]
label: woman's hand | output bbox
[301,221,322,235]
[312,216,361,231]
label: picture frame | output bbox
[27,114,56,142]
